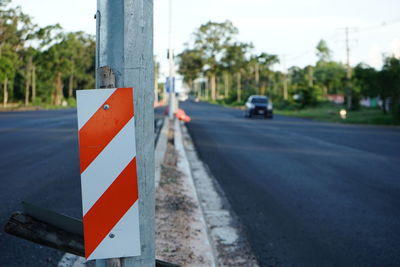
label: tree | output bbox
[192,20,238,101]
[316,39,331,63]
[177,48,203,93]
[37,32,95,105]
[353,63,379,97]
[381,56,400,117]
[0,1,95,107]
[314,61,346,95]
[62,32,95,98]
[288,66,318,107]
[0,1,35,105]
[0,44,17,106]
[220,42,252,102]
[253,52,279,96]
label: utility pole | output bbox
[345,27,352,110]
[167,0,175,119]
[96,0,155,266]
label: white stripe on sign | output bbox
[76,89,115,129]
[81,116,136,215]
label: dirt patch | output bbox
[155,125,213,266]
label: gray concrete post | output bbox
[96,0,155,266]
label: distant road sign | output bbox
[165,77,175,93]
[77,87,141,260]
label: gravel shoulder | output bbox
[155,120,215,266]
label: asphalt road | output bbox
[181,101,400,267]
[0,108,163,267]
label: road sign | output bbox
[76,87,141,260]
[165,77,175,93]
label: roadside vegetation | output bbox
[0,0,94,110]
[177,21,400,125]
[275,102,397,125]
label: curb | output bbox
[155,117,169,188]
[181,122,260,266]
[173,119,217,267]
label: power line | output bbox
[279,17,400,68]
[356,17,400,33]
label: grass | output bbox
[276,103,399,126]
[0,98,77,112]
[204,99,399,126]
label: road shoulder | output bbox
[155,119,215,266]
[181,122,259,266]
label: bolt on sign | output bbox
[76,87,141,260]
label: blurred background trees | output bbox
[178,21,400,118]
[0,0,398,118]
[0,0,94,107]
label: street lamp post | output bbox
[167,0,174,119]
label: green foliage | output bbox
[221,42,252,73]
[381,56,400,117]
[353,63,379,97]
[178,20,279,103]
[0,44,18,81]
[177,48,203,90]
[0,1,95,106]
[255,53,279,82]
[314,61,346,94]
[178,21,400,124]
[67,97,76,107]
[31,97,42,106]
[316,39,331,63]
[193,20,238,73]
[276,102,399,125]
[353,57,400,116]
[295,87,321,107]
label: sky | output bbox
[11,0,400,78]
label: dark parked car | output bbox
[244,95,273,119]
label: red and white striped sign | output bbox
[76,87,141,260]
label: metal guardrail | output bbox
[4,202,179,267]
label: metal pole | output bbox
[96,0,155,266]
[168,0,174,119]
[345,27,352,110]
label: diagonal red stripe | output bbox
[83,157,139,259]
[78,87,134,174]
